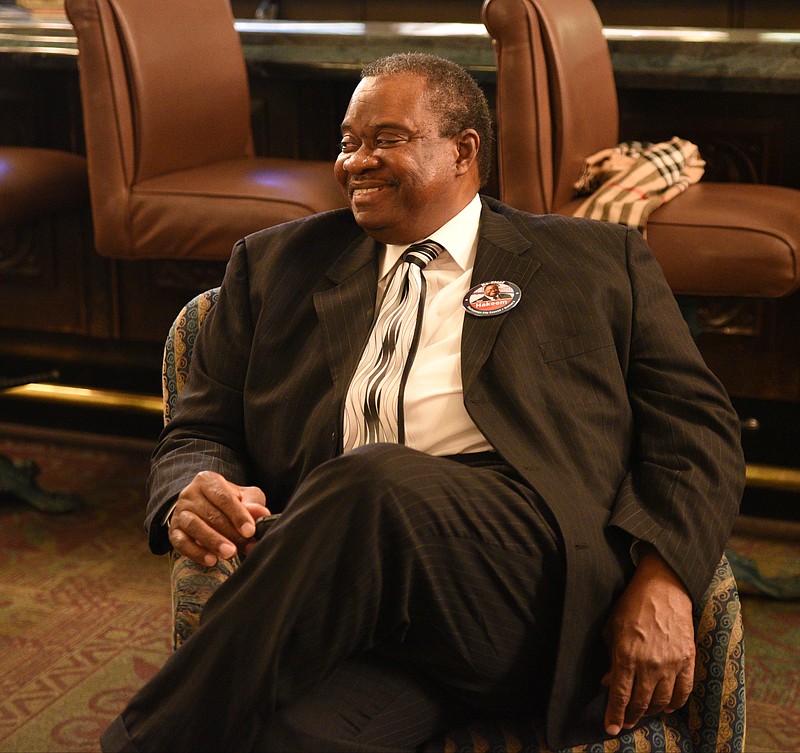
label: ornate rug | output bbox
[728,515,800,752]
[0,425,171,753]
[1,424,798,753]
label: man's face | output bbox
[334,72,478,245]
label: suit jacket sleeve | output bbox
[608,227,745,602]
[145,241,254,554]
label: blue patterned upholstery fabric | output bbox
[162,287,219,425]
[165,289,746,753]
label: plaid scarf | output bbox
[572,137,705,235]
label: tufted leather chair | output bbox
[481,0,800,299]
[163,289,746,753]
[64,0,347,261]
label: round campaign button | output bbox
[463,280,522,317]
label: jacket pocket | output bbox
[539,328,615,363]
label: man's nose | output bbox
[344,145,379,173]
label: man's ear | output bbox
[454,129,480,176]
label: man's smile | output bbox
[348,182,398,206]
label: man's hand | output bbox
[602,544,695,736]
[168,471,270,567]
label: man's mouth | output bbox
[348,182,396,200]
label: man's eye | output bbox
[375,137,402,147]
[340,140,358,153]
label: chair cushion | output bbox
[0,147,88,229]
[561,181,800,297]
[125,157,347,260]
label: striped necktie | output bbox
[342,240,444,451]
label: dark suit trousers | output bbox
[101,444,565,752]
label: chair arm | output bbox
[688,552,746,752]
[169,549,240,650]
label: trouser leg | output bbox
[257,651,473,753]
[102,444,564,752]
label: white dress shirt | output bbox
[377,193,492,456]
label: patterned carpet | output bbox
[728,516,800,752]
[0,425,170,753]
[0,423,799,753]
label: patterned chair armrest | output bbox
[162,287,220,425]
[687,552,746,752]
[170,549,240,650]
[163,286,230,652]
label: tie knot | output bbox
[404,240,444,270]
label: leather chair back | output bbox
[67,0,254,257]
[483,0,618,214]
[119,0,254,183]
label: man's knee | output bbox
[281,443,481,555]
[337,442,430,486]
[295,443,431,515]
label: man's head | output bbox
[334,53,493,245]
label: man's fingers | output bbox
[170,508,237,564]
[169,523,224,567]
[243,501,271,522]
[170,472,270,565]
[602,547,696,736]
[195,471,256,539]
[642,677,674,718]
[240,484,267,508]
[605,660,695,736]
[621,675,653,729]
[604,664,634,736]
[665,663,694,713]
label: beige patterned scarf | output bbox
[573,137,705,235]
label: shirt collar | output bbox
[379,193,482,280]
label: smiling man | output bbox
[101,54,743,753]
[336,63,485,245]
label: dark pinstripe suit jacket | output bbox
[147,196,744,748]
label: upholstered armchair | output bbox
[164,289,746,753]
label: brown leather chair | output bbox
[0,146,89,335]
[482,0,800,299]
[65,0,347,261]
[0,147,88,229]
[0,146,88,513]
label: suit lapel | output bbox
[462,203,540,392]
[313,203,540,406]
[314,233,380,403]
